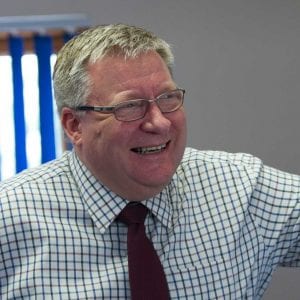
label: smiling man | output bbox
[0,24,299,300]
[61,50,186,201]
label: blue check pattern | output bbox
[0,147,299,299]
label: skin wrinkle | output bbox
[87,58,173,106]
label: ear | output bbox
[61,107,83,146]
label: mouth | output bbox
[131,142,169,155]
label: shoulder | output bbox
[0,151,73,197]
[179,147,263,178]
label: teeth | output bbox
[133,143,167,154]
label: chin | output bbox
[135,170,174,190]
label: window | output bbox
[0,14,90,180]
[0,53,61,179]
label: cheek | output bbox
[180,111,187,134]
[173,112,187,161]
[171,110,187,140]
[90,120,130,151]
[74,119,104,152]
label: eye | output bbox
[158,93,170,100]
[118,101,141,109]
[158,90,178,100]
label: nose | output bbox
[140,102,171,133]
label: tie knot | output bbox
[118,203,148,225]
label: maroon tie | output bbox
[118,203,169,300]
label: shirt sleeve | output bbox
[250,164,300,266]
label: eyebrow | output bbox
[118,85,178,100]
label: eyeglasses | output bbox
[75,88,185,122]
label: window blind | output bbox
[0,14,89,180]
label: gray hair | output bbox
[53,24,174,114]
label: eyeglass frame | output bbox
[75,88,185,122]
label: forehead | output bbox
[87,51,174,101]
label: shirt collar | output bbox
[69,150,177,233]
[69,151,126,234]
[144,189,174,229]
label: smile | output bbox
[131,143,168,154]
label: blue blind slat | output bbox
[34,35,56,163]
[63,32,75,43]
[9,36,27,173]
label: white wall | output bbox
[1,1,299,298]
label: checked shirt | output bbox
[0,147,299,299]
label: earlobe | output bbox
[61,108,82,145]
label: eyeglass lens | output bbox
[115,89,184,121]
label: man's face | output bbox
[65,51,187,200]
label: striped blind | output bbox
[0,15,89,180]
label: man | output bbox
[0,24,299,299]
